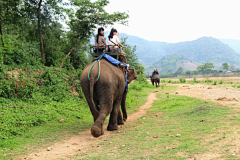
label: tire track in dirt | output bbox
[18,92,158,160]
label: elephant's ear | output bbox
[127,68,137,83]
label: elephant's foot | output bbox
[117,120,124,125]
[91,126,103,137]
[107,124,119,131]
[123,114,127,121]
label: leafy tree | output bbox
[222,62,229,71]
[197,62,214,73]
[60,0,129,68]
[121,37,144,75]
[185,70,191,75]
[175,67,183,75]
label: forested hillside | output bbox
[218,38,240,54]
[145,53,199,74]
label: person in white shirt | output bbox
[108,28,125,52]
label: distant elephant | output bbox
[80,59,137,137]
[150,75,160,87]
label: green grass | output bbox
[76,86,239,160]
[0,81,152,159]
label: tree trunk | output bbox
[38,0,45,65]
[60,34,82,69]
[0,21,4,47]
[0,21,6,63]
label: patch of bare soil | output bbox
[168,83,240,108]
[18,92,158,160]
[7,69,23,78]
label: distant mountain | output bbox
[218,38,240,54]
[123,35,240,68]
[163,37,240,66]
[90,33,240,73]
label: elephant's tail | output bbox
[89,73,98,114]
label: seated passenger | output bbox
[152,68,159,76]
[94,27,106,53]
[108,28,126,53]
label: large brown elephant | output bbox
[150,75,160,87]
[80,58,137,137]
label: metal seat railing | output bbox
[90,45,125,60]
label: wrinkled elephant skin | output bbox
[80,59,137,137]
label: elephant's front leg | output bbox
[107,99,121,131]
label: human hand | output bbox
[117,33,120,37]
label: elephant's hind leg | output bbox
[107,99,121,131]
[91,99,113,137]
[117,110,124,125]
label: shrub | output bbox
[213,81,217,85]
[219,80,223,84]
[193,77,197,83]
[179,78,186,83]
[0,71,35,100]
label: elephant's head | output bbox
[127,68,137,84]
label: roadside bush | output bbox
[205,79,213,83]
[179,78,186,83]
[0,71,35,100]
[193,77,199,83]
[219,80,223,84]
[213,81,217,85]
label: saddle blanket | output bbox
[94,54,128,69]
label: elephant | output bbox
[80,58,137,137]
[150,75,160,87]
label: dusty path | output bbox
[19,92,158,160]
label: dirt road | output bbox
[19,93,158,160]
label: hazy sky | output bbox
[102,0,240,43]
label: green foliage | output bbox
[222,62,229,71]
[0,71,35,100]
[219,80,223,84]
[197,62,214,73]
[179,78,186,83]
[120,38,145,75]
[193,77,197,83]
[213,81,217,85]
[0,96,88,141]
